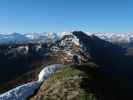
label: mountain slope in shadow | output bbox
[0,43,49,83]
[73,31,133,99]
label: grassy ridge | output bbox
[30,65,98,100]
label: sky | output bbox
[0,0,132,33]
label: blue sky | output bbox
[0,0,132,33]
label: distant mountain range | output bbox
[0,32,58,44]
[0,32,132,44]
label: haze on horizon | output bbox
[0,0,132,33]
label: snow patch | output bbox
[38,64,64,82]
[0,81,41,100]
[0,64,64,100]
[60,32,72,38]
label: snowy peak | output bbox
[60,31,133,45]
[59,32,72,38]
[0,32,29,44]
[0,32,59,44]
[72,31,133,48]
[86,32,133,44]
[0,31,133,47]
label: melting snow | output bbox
[0,64,64,100]
[38,64,63,82]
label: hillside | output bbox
[30,64,98,100]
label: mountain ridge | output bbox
[0,31,133,100]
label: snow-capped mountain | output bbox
[59,32,133,45]
[0,33,29,44]
[86,32,133,46]
[0,32,59,44]
[0,32,133,46]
